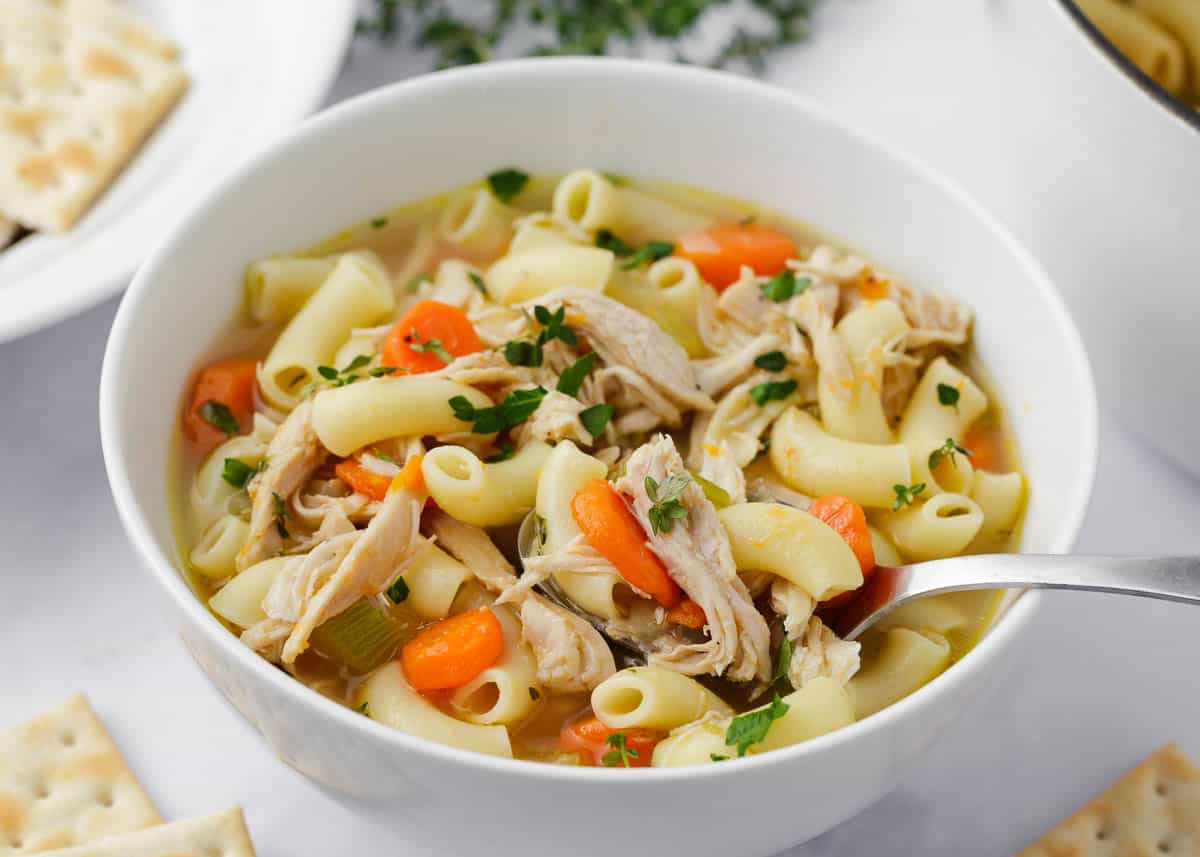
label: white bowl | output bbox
[100,59,1097,857]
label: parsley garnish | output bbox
[928,438,972,472]
[450,387,547,434]
[749,379,798,406]
[772,637,792,687]
[595,229,635,257]
[486,440,515,463]
[405,273,427,294]
[579,403,614,438]
[406,328,452,364]
[356,701,370,716]
[387,575,410,604]
[504,339,541,367]
[753,350,788,372]
[271,492,290,539]
[710,754,730,762]
[759,271,810,302]
[602,172,628,187]
[601,731,639,768]
[892,482,926,511]
[305,354,378,395]
[724,693,789,757]
[556,352,596,397]
[936,383,960,408]
[645,472,691,535]
[221,458,256,489]
[370,216,388,228]
[487,168,529,203]
[198,401,239,436]
[468,271,489,294]
[504,304,578,367]
[620,240,674,270]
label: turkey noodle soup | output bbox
[175,168,1026,767]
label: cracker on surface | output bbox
[1019,743,1200,857]
[0,0,188,232]
[0,695,161,855]
[31,809,256,857]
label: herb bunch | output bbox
[357,0,815,75]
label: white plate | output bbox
[0,0,356,343]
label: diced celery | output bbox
[691,471,732,509]
[309,598,417,674]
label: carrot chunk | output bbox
[559,716,660,767]
[400,608,503,692]
[963,424,1007,473]
[381,300,482,375]
[808,495,876,608]
[335,458,392,502]
[571,479,682,608]
[674,223,797,289]
[182,358,258,455]
[664,598,707,629]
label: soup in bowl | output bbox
[100,59,1095,857]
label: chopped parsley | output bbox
[759,270,810,302]
[556,352,596,397]
[504,339,542,367]
[356,701,370,716]
[772,637,792,687]
[503,304,578,367]
[936,383,960,408]
[601,731,639,768]
[468,271,488,294]
[221,458,256,489]
[620,240,674,270]
[724,693,789,757]
[601,172,628,187]
[386,575,410,604]
[710,754,730,762]
[753,350,788,372]
[928,438,972,472]
[370,216,388,228]
[405,273,427,294]
[271,492,290,539]
[595,229,636,257]
[645,471,691,535]
[892,482,926,511]
[486,168,529,203]
[406,328,452,364]
[198,400,239,436]
[369,365,399,377]
[485,440,516,463]
[305,354,379,395]
[450,386,547,434]
[749,379,798,406]
[579,403,614,438]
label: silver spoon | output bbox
[829,554,1200,640]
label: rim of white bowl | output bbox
[100,57,1098,784]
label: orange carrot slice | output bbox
[381,300,482,375]
[674,224,797,289]
[182,358,258,455]
[400,608,503,692]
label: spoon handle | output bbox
[898,554,1200,604]
[834,554,1200,640]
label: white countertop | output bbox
[3,2,1199,855]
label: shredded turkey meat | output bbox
[238,399,327,571]
[428,510,616,692]
[616,435,771,682]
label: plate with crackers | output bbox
[0,0,356,343]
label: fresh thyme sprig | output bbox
[356,1,816,74]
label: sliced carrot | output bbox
[571,479,682,609]
[559,716,660,768]
[182,358,258,455]
[335,458,392,502]
[809,495,876,608]
[963,424,1007,473]
[664,599,706,629]
[674,223,797,290]
[394,453,425,494]
[381,300,482,375]
[400,608,503,692]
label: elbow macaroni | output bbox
[449,606,540,726]
[847,629,951,718]
[898,357,987,495]
[421,440,552,527]
[591,667,733,730]
[244,256,339,324]
[818,300,909,444]
[877,492,984,562]
[484,245,614,304]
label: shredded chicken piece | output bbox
[790,284,854,399]
[238,399,328,571]
[894,281,972,348]
[692,330,786,397]
[693,439,747,506]
[616,435,771,682]
[529,288,714,413]
[518,390,592,446]
[429,510,617,692]
[770,579,860,688]
[716,267,772,329]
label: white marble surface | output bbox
[3,1,1199,855]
